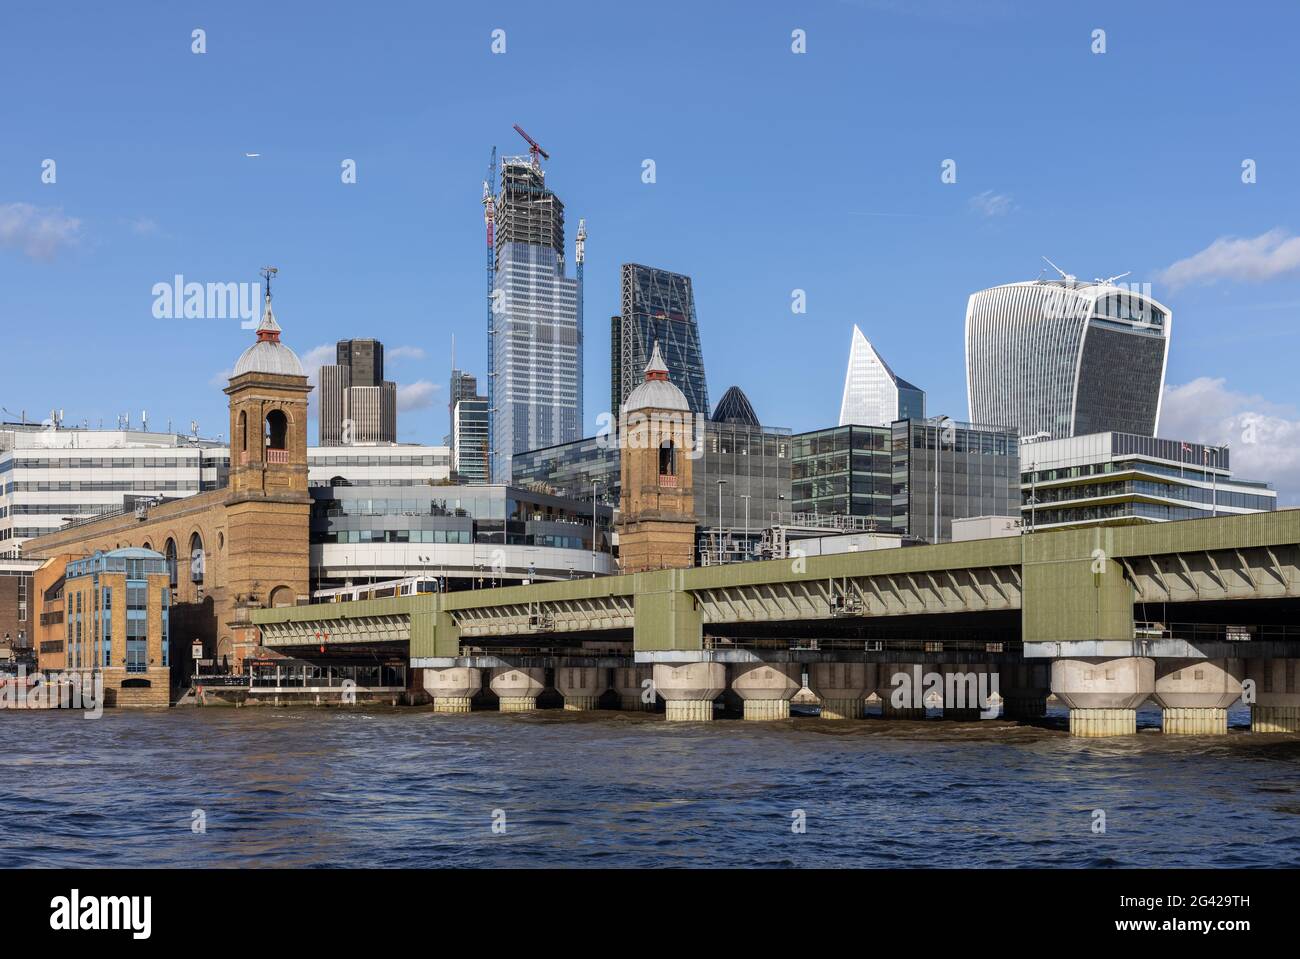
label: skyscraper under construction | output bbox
[486,128,583,481]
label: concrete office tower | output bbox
[612,264,709,418]
[489,155,581,481]
[838,325,925,427]
[965,273,1171,440]
[319,338,397,445]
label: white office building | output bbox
[965,275,1171,440]
[838,325,925,428]
[0,425,228,558]
[1020,432,1276,531]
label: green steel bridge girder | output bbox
[249,510,1300,654]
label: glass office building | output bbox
[839,325,925,427]
[612,264,709,417]
[791,424,895,529]
[489,157,581,481]
[512,435,621,507]
[891,420,1021,544]
[965,278,1171,439]
[309,484,614,587]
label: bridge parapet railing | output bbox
[1134,621,1300,644]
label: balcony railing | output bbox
[267,449,290,464]
[658,474,678,487]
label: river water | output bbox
[2,703,1297,868]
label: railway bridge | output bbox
[252,510,1300,735]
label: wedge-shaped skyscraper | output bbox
[838,325,925,427]
[965,277,1171,440]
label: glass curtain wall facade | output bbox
[838,325,925,427]
[965,279,1171,440]
[490,158,581,482]
[491,242,581,481]
[614,265,709,417]
[892,420,1020,543]
[791,425,894,529]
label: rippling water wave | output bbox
[2,703,1296,868]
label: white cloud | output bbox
[968,190,1012,217]
[299,344,336,387]
[397,380,438,412]
[1161,377,1300,506]
[1158,228,1300,289]
[387,345,426,361]
[0,202,82,260]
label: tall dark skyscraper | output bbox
[319,338,397,445]
[612,264,708,416]
[488,146,582,481]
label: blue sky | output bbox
[3,0,1299,499]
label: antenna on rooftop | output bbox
[1097,271,1131,285]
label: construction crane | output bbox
[512,124,549,168]
[575,218,586,426]
[484,145,497,475]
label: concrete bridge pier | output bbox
[423,667,482,713]
[1001,663,1051,720]
[613,666,654,711]
[808,662,875,720]
[877,663,928,719]
[653,662,726,722]
[1246,659,1300,733]
[1051,657,1155,737]
[729,662,802,720]
[555,666,605,711]
[489,667,546,713]
[1153,659,1242,735]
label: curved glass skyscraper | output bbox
[965,279,1171,440]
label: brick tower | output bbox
[618,342,698,573]
[222,286,313,668]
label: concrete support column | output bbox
[877,663,927,719]
[422,667,481,713]
[729,662,802,720]
[1153,658,1242,735]
[489,667,546,713]
[1246,658,1300,733]
[1051,657,1155,737]
[613,666,654,711]
[652,662,726,722]
[555,666,605,711]
[807,662,875,720]
[1001,663,1051,720]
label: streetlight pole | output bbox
[591,479,599,578]
[929,416,951,544]
[741,493,751,561]
[716,479,728,565]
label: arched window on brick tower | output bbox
[659,439,677,482]
[265,410,289,464]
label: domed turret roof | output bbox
[232,295,304,377]
[624,341,690,413]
